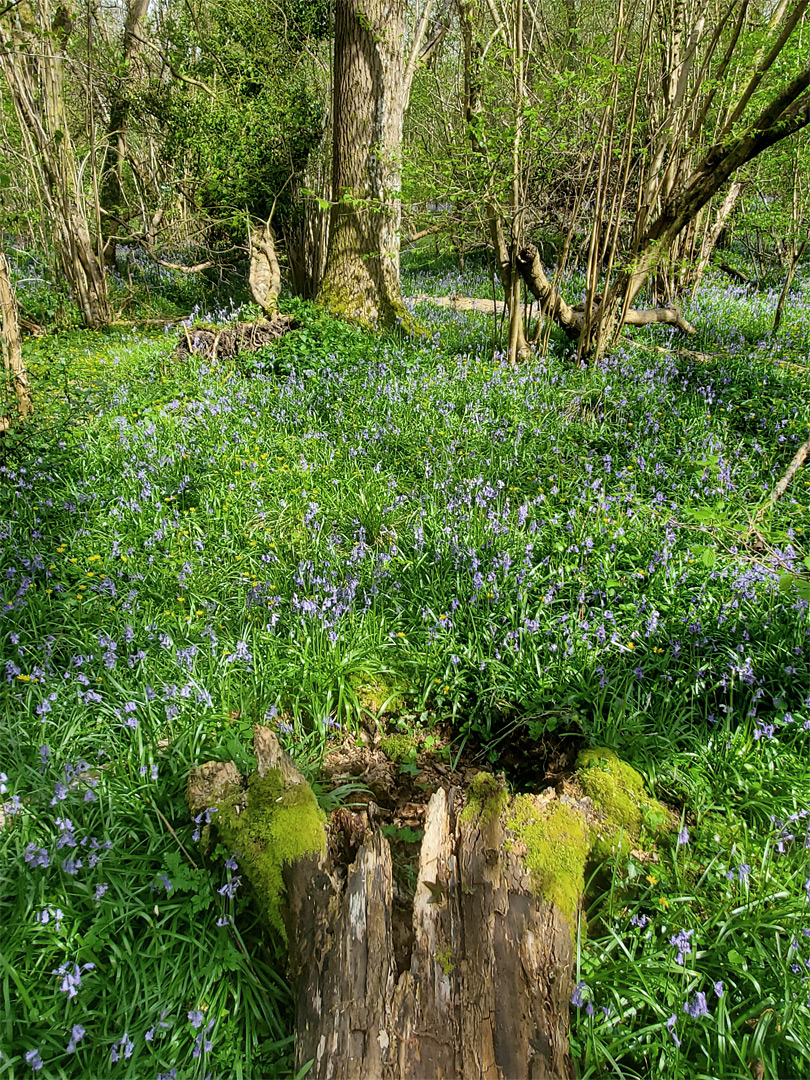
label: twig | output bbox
[145,797,199,869]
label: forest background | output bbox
[1,1,810,1078]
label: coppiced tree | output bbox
[0,1,111,327]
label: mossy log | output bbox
[187,730,669,1079]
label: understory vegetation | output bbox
[1,251,810,1079]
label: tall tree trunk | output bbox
[0,1,111,328]
[318,0,409,328]
[0,253,32,424]
[691,181,745,292]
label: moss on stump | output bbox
[215,769,326,939]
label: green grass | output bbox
[1,255,809,1077]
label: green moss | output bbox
[350,673,405,715]
[460,771,509,826]
[576,746,669,855]
[379,732,419,763]
[216,769,326,938]
[507,797,590,934]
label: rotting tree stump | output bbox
[188,728,587,1080]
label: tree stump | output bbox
[188,728,587,1079]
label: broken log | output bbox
[187,730,671,1080]
[174,316,296,362]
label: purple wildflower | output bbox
[684,991,710,1019]
[669,928,693,965]
[66,1024,86,1053]
[666,1014,681,1048]
[25,1048,43,1071]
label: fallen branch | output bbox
[411,292,510,314]
[152,258,216,274]
[751,432,810,526]
[517,245,696,338]
[716,261,753,286]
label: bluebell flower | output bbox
[669,928,693,965]
[684,991,710,1019]
[24,1048,43,1070]
[66,1024,86,1053]
[666,1015,681,1048]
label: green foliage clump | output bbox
[507,797,591,934]
[218,770,326,938]
[379,732,419,763]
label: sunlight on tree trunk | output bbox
[0,253,32,424]
[318,0,409,329]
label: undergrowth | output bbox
[1,254,809,1077]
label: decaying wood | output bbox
[189,728,576,1080]
[287,783,574,1079]
[249,219,282,314]
[0,252,32,423]
[173,317,296,361]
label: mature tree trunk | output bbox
[318,0,409,328]
[99,0,151,266]
[0,1,111,328]
[188,727,586,1079]
[0,253,32,425]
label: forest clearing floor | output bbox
[1,254,810,1078]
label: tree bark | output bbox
[249,219,282,314]
[517,245,695,340]
[0,1,111,328]
[0,253,32,424]
[286,785,573,1079]
[188,728,577,1080]
[318,0,409,328]
[691,181,745,292]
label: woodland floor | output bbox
[1,250,809,1079]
